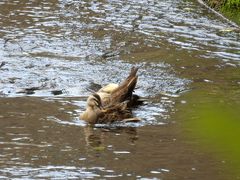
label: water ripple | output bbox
[1,0,239,61]
[0,166,103,179]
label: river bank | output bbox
[202,0,240,26]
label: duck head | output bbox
[86,93,103,109]
[80,93,103,124]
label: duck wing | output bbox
[97,101,132,123]
[110,67,138,104]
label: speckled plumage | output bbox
[80,67,141,124]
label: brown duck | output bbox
[80,67,142,124]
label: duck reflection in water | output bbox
[83,126,138,150]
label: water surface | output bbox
[0,0,240,179]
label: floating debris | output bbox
[0,61,6,68]
[51,90,63,95]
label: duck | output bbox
[80,67,142,124]
[96,83,119,106]
[97,67,142,107]
[80,93,139,124]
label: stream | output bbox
[0,0,240,179]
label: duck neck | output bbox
[85,106,99,124]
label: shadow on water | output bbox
[0,0,240,179]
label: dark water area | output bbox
[0,0,240,179]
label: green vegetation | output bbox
[204,0,240,25]
[221,0,240,25]
[223,0,240,9]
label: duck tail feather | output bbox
[122,117,141,123]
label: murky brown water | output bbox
[0,0,240,179]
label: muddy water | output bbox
[0,0,240,179]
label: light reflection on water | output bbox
[0,165,171,179]
[1,0,239,60]
[0,1,239,72]
[0,57,186,97]
[0,166,106,179]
